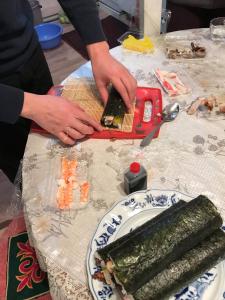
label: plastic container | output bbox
[210,17,225,41]
[117,31,144,44]
[34,23,63,50]
[124,162,147,194]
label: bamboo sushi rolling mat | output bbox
[62,78,134,132]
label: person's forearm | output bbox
[57,0,106,44]
[0,84,24,124]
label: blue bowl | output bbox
[35,23,63,50]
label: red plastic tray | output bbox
[31,86,163,139]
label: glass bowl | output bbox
[210,17,225,42]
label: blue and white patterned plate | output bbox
[87,189,225,300]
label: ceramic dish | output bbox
[87,189,225,300]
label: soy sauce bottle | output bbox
[124,162,147,195]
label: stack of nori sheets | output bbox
[95,195,225,300]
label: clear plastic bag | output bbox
[23,148,91,213]
[0,169,22,224]
[153,68,191,97]
[22,144,93,283]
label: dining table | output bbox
[22,28,225,300]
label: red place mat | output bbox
[31,85,163,140]
[0,217,51,300]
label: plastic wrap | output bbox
[22,142,93,281]
[0,169,22,224]
[23,145,91,213]
[162,33,213,61]
[155,69,189,96]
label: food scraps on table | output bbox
[187,95,225,115]
[57,157,77,209]
[166,42,206,59]
[122,35,154,53]
[155,69,190,96]
[80,181,89,203]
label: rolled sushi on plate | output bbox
[93,195,225,300]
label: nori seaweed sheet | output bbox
[100,87,126,129]
[109,195,222,294]
[133,229,225,300]
[97,200,186,261]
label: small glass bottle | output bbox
[124,162,147,195]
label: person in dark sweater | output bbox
[0,0,137,182]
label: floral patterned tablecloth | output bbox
[22,29,225,299]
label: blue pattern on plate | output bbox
[97,285,113,300]
[175,270,216,300]
[95,215,122,249]
[94,270,217,300]
[122,193,178,211]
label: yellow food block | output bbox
[122,35,154,53]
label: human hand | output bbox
[87,41,137,110]
[21,92,103,145]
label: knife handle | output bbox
[140,121,164,147]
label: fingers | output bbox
[68,119,94,135]
[90,51,137,111]
[73,103,85,113]
[59,102,103,143]
[110,66,137,111]
[33,95,102,144]
[96,82,109,104]
[58,132,75,145]
[111,77,131,110]
[64,126,87,140]
[121,71,137,103]
[73,109,103,132]
[58,125,90,145]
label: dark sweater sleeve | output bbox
[58,0,106,44]
[0,84,24,124]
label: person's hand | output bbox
[87,41,137,110]
[21,92,102,145]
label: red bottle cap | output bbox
[130,162,140,174]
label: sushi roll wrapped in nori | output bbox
[132,229,225,300]
[96,200,186,263]
[94,195,223,295]
[101,87,126,129]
